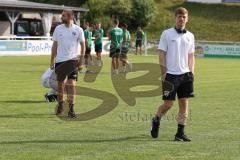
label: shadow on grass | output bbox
[0,135,171,144]
[0,100,46,104]
[0,113,54,118]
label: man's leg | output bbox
[116,57,119,71]
[175,98,191,142]
[56,81,65,115]
[112,57,119,74]
[112,57,116,70]
[96,52,102,66]
[151,100,174,138]
[85,54,89,70]
[156,100,174,117]
[65,79,77,118]
[97,52,101,60]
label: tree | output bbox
[107,0,156,30]
[27,0,156,31]
[82,0,112,29]
[130,0,156,29]
[109,0,133,25]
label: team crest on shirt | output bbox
[72,32,77,36]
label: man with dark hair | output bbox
[150,7,195,142]
[135,27,144,55]
[94,22,104,66]
[120,23,132,72]
[84,22,93,73]
[50,10,85,118]
[109,19,123,75]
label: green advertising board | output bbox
[198,44,240,58]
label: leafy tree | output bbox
[27,0,156,31]
[130,0,156,28]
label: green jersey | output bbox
[84,29,92,47]
[94,28,104,45]
[122,30,131,48]
[110,27,123,49]
[136,30,144,41]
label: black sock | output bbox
[154,115,161,122]
[69,104,74,112]
[177,124,185,135]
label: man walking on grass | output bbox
[50,10,85,118]
[109,19,123,75]
[84,22,93,73]
[135,27,144,55]
[120,23,132,72]
[151,7,195,142]
[94,22,104,66]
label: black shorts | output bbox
[95,43,102,53]
[55,60,78,82]
[162,72,194,100]
[85,47,91,55]
[109,46,120,58]
[136,40,143,48]
[120,47,128,59]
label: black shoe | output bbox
[45,93,57,102]
[68,104,77,118]
[53,94,58,101]
[56,102,64,116]
[68,110,77,118]
[151,117,160,138]
[175,134,191,142]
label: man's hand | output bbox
[50,41,57,70]
[161,72,167,81]
[188,53,195,75]
[50,62,54,70]
[78,41,85,71]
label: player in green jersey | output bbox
[84,22,93,73]
[135,27,144,55]
[120,23,132,72]
[94,22,104,66]
[109,19,123,75]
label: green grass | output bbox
[145,0,240,41]
[0,52,240,160]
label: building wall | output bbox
[0,21,11,36]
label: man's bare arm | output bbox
[50,41,57,69]
[85,39,89,48]
[78,41,86,68]
[188,53,195,74]
[159,50,167,80]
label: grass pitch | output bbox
[0,53,239,160]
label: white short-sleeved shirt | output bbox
[52,24,85,63]
[158,27,195,75]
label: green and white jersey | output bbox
[122,30,131,49]
[84,29,92,47]
[136,30,144,41]
[94,28,104,45]
[110,27,123,49]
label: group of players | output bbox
[83,19,145,74]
